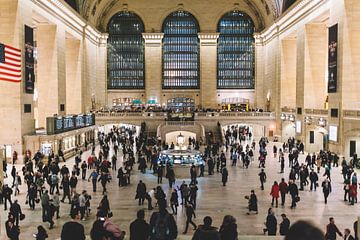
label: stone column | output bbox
[142,33,164,104]
[65,37,82,114]
[280,38,297,109]
[96,34,108,110]
[198,33,219,109]
[0,0,35,159]
[37,24,66,128]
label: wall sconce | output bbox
[280,113,286,121]
[304,116,312,125]
[288,114,295,122]
[318,117,326,127]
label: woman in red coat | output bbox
[270,181,280,208]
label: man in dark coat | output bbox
[258,169,267,190]
[136,180,147,206]
[325,217,343,240]
[247,190,258,214]
[221,167,228,186]
[288,180,299,209]
[183,203,197,234]
[279,214,290,236]
[130,210,150,240]
[9,200,22,227]
[265,208,277,236]
[192,216,220,240]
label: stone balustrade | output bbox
[344,110,360,118]
[304,109,328,116]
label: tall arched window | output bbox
[217,11,255,89]
[162,11,200,89]
[107,11,145,89]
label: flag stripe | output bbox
[0,63,21,71]
[5,44,21,52]
[0,78,21,83]
[5,50,21,57]
[5,52,21,60]
[0,69,21,77]
[0,44,22,83]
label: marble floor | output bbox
[1,141,359,239]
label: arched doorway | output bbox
[165,131,196,145]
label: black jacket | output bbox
[279,218,290,235]
[219,223,237,240]
[192,225,220,240]
[130,219,150,240]
[266,214,277,235]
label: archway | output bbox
[305,126,328,153]
[165,131,196,145]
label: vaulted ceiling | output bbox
[72,0,299,32]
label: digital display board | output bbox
[47,113,95,135]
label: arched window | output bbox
[65,0,77,11]
[162,11,200,89]
[107,11,145,89]
[283,0,297,12]
[217,11,255,89]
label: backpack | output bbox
[152,213,170,240]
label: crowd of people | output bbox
[0,122,360,240]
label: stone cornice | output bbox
[198,33,220,46]
[256,0,328,45]
[31,0,104,45]
[142,33,164,47]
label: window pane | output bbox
[107,12,145,89]
[162,11,200,89]
[217,11,255,89]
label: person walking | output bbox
[130,210,150,240]
[288,180,299,209]
[219,215,238,240]
[88,170,99,192]
[53,192,60,219]
[183,203,197,234]
[60,174,71,203]
[279,178,288,206]
[192,216,220,240]
[170,188,179,215]
[221,167,228,186]
[270,181,280,208]
[9,200,22,227]
[259,169,267,190]
[149,201,178,240]
[310,169,319,191]
[80,161,87,180]
[3,184,13,211]
[322,178,332,204]
[264,208,277,236]
[325,217,343,240]
[247,190,258,215]
[41,190,50,223]
[157,165,163,184]
[34,225,48,240]
[279,214,290,236]
[136,180,147,206]
[344,228,355,240]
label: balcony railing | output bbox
[344,110,360,118]
[281,107,296,113]
[94,111,276,122]
[304,109,328,116]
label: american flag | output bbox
[0,43,22,83]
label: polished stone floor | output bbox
[1,141,359,239]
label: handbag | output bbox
[20,213,25,221]
[295,196,300,202]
